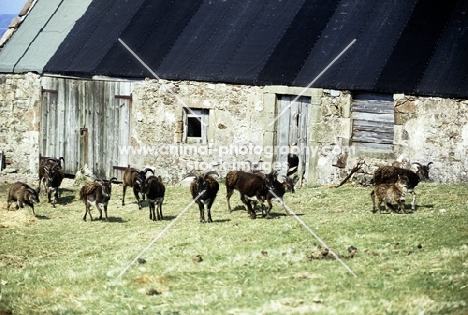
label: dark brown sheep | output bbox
[144,175,165,221]
[187,171,219,223]
[264,175,296,218]
[42,161,64,207]
[225,170,275,219]
[122,166,154,209]
[7,182,40,216]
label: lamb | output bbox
[371,175,409,213]
[144,175,165,221]
[225,170,275,219]
[263,175,296,218]
[7,182,40,216]
[80,177,117,221]
[42,161,65,207]
[371,162,432,210]
[186,171,219,223]
[122,166,154,209]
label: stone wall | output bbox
[0,73,467,185]
[314,90,468,185]
[129,79,266,184]
[0,73,41,174]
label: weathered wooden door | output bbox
[275,95,310,181]
[41,77,131,178]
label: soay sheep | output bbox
[42,160,65,207]
[371,162,432,210]
[80,177,117,221]
[7,182,40,216]
[122,166,154,209]
[264,175,296,218]
[186,171,219,223]
[371,174,409,214]
[38,154,64,191]
[225,170,275,219]
[144,175,165,221]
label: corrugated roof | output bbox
[1,0,468,99]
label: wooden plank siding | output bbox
[41,77,132,179]
[351,93,394,152]
[275,95,310,178]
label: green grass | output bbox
[1,181,468,314]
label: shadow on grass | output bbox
[106,216,126,223]
[265,211,304,219]
[35,214,50,220]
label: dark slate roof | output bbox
[3,0,468,98]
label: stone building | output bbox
[0,0,467,185]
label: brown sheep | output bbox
[144,175,165,221]
[122,166,154,209]
[187,171,219,223]
[371,162,432,210]
[80,178,117,221]
[7,182,40,216]
[371,175,409,214]
[225,170,275,219]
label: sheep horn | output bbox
[109,177,117,183]
[204,171,219,179]
[183,171,199,180]
[412,162,422,169]
[144,168,154,175]
[427,162,433,168]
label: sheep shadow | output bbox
[264,211,304,219]
[106,216,126,223]
[34,214,50,220]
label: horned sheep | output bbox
[122,166,154,209]
[187,171,219,223]
[371,162,432,210]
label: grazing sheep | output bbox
[371,175,409,214]
[122,166,154,209]
[187,171,219,223]
[7,182,40,216]
[371,162,432,210]
[144,175,165,221]
[80,178,117,221]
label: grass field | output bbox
[0,179,467,314]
